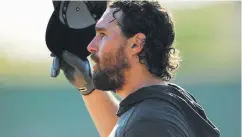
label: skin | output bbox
[82,8,167,137]
[81,90,119,137]
[87,8,167,98]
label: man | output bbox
[49,1,220,137]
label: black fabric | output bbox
[52,1,61,9]
[123,100,193,137]
[45,1,107,59]
[45,8,95,59]
[124,119,177,137]
[114,83,220,137]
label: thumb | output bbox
[50,56,60,77]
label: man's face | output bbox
[87,8,131,91]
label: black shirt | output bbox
[108,84,220,137]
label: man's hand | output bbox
[50,51,95,95]
[50,53,61,77]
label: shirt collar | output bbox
[116,84,170,117]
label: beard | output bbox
[90,43,130,92]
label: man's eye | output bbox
[100,33,106,39]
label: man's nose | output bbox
[87,37,98,53]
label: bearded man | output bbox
[47,1,220,137]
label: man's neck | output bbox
[116,66,167,99]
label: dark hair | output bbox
[109,0,180,81]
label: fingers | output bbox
[61,61,75,82]
[50,56,60,77]
[62,50,86,70]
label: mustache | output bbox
[90,53,99,63]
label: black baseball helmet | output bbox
[45,1,107,60]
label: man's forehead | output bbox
[96,7,123,29]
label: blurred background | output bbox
[0,1,241,137]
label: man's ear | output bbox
[130,33,146,55]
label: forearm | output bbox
[82,89,119,137]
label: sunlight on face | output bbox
[86,8,131,91]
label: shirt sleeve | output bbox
[123,119,176,137]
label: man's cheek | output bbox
[101,54,114,68]
[99,58,107,70]
[99,56,107,70]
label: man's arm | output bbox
[82,90,119,137]
[58,52,119,137]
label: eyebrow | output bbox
[95,27,107,32]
